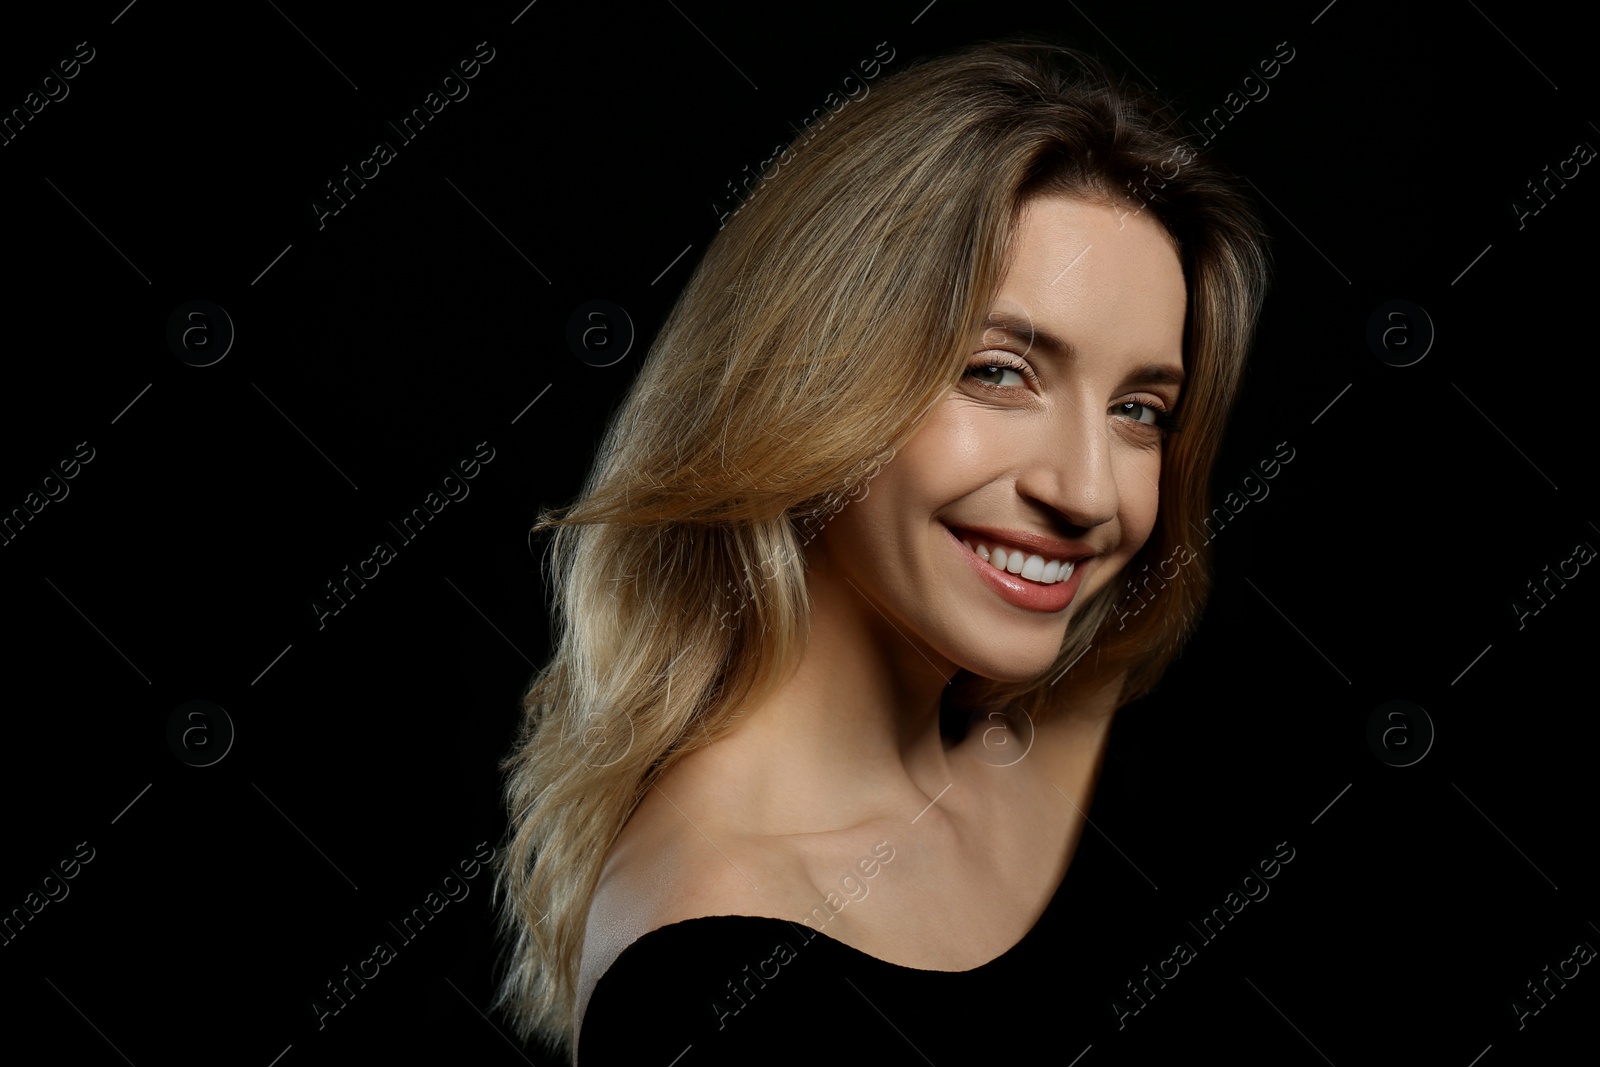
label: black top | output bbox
[578,736,1145,1065]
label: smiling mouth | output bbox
[943,526,1079,585]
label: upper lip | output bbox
[943,523,1099,563]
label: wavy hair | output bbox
[492,36,1270,1060]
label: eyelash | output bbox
[964,354,1182,436]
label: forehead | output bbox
[990,195,1187,362]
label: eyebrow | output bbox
[981,310,1186,389]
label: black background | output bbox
[1,1,1595,1064]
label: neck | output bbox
[687,550,964,835]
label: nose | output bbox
[1013,397,1124,531]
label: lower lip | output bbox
[944,525,1087,613]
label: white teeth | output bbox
[959,533,1076,584]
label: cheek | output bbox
[858,418,968,525]
[1122,464,1161,548]
[1105,450,1163,568]
[806,463,906,569]
[807,430,948,579]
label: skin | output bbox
[576,193,1189,1036]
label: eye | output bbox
[1112,399,1179,436]
[1114,400,1160,425]
[964,354,1036,390]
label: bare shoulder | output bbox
[574,771,813,1028]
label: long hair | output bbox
[492,37,1269,1059]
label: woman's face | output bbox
[810,192,1188,683]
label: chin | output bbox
[956,649,1064,686]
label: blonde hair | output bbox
[492,37,1269,1059]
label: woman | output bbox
[493,38,1269,1064]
